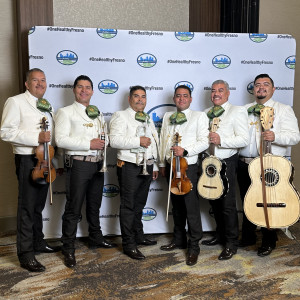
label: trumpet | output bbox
[135,122,150,176]
[140,149,150,176]
[99,122,108,173]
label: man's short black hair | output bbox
[174,85,192,97]
[73,75,93,90]
[129,85,146,97]
[254,74,274,87]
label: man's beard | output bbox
[256,95,266,100]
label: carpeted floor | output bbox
[0,223,300,300]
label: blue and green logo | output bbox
[249,33,268,43]
[98,80,118,94]
[96,28,117,39]
[137,53,157,68]
[56,50,78,65]
[247,82,254,94]
[285,55,296,69]
[212,54,231,69]
[175,81,194,92]
[103,184,119,198]
[175,32,194,41]
[142,207,157,221]
[28,26,35,35]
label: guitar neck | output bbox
[263,129,272,154]
[264,141,272,154]
[209,143,215,156]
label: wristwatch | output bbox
[183,149,188,157]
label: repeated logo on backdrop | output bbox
[103,184,120,198]
[147,104,176,134]
[247,82,254,94]
[174,81,194,92]
[285,56,296,69]
[98,80,119,94]
[212,54,231,69]
[96,28,118,39]
[137,53,157,68]
[175,32,194,41]
[56,50,78,65]
[142,207,157,221]
[249,33,268,43]
[29,26,35,35]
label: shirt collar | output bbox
[260,98,274,107]
[220,101,229,110]
[75,100,88,111]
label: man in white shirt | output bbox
[109,86,159,260]
[55,75,116,268]
[159,85,209,266]
[0,68,61,272]
[238,73,300,256]
[201,80,249,260]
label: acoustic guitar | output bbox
[244,106,300,228]
[197,117,228,200]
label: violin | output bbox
[170,133,192,195]
[32,117,56,186]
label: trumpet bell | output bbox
[99,166,108,173]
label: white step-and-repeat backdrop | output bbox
[28,26,296,238]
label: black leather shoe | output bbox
[218,248,237,260]
[63,252,76,268]
[160,242,187,251]
[238,240,256,247]
[88,239,117,249]
[186,252,199,266]
[35,244,61,254]
[124,248,145,260]
[201,237,220,246]
[257,245,274,257]
[20,257,45,272]
[137,238,157,246]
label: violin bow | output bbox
[47,141,53,205]
[43,117,53,205]
[166,149,174,222]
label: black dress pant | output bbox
[15,154,49,261]
[117,162,153,251]
[166,163,203,254]
[237,159,278,247]
[62,159,104,253]
[209,153,239,251]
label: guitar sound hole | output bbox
[206,164,216,178]
[260,168,279,187]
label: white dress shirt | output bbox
[205,101,249,159]
[109,107,159,170]
[239,98,300,158]
[55,101,106,156]
[159,108,209,166]
[1,90,55,154]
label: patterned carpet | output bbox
[0,223,300,300]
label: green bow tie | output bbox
[207,105,225,120]
[37,98,52,113]
[86,105,100,119]
[169,112,187,125]
[247,104,265,117]
[135,111,149,123]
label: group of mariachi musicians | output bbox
[1,69,299,272]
